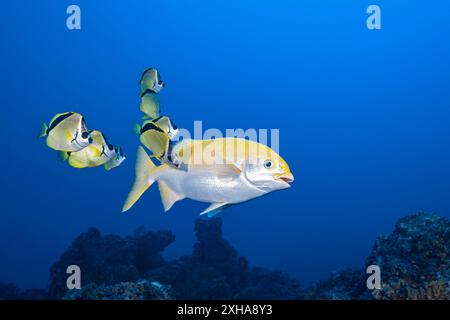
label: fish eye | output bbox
[263,159,273,169]
[108,144,114,151]
[81,132,89,139]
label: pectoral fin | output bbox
[65,128,74,142]
[213,153,242,176]
[200,202,230,217]
[214,163,242,179]
[158,180,184,212]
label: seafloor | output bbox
[0,212,449,300]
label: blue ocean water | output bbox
[1,0,450,291]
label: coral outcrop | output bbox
[306,212,450,300]
[366,212,449,300]
[47,218,301,300]
[303,269,371,300]
[2,212,448,300]
[48,227,175,299]
[63,280,173,300]
[0,282,48,300]
[148,218,302,299]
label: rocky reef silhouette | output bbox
[367,213,449,299]
[63,280,174,300]
[1,213,449,300]
[54,218,301,300]
[48,227,176,298]
[0,283,48,300]
[143,218,302,299]
[304,213,450,300]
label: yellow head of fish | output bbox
[237,140,294,192]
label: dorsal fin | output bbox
[140,88,157,97]
[140,122,164,134]
[47,112,74,133]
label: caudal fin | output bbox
[122,146,156,212]
[38,123,48,138]
[133,123,141,135]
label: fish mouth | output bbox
[277,173,294,184]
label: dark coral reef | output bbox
[366,212,450,300]
[303,269,371,300]
[145,218,302,299]
[0,283,48,300]
[306,212,449,300]
[1,212,449,300]
[63,280,174,300]
[48,227,175,298]
[55,218,301,300]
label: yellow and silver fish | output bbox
[60,130,116,169]
[104,146,126,171]
[39,112,92,152]
[122,138,294,216]
[139,68,165,119]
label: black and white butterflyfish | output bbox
[139,68,165,119]
[59,130,118,169]
[39,112,92,152]
[133,116,179,165]
[140,68,165,95]
[104,146,127,171]
[151,116,179,140]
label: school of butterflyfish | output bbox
[40,68,294,216]
[39,112,126,170]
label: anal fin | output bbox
[158,180,184,212]
[58,151,70,162]
[200,202,230,217]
